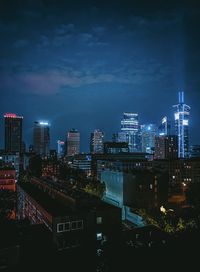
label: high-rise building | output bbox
[119,113,141,152]
[190,145,200,158]
[90,129,104,154]
[4,113,23,153]
[57,140,65,158]
[154,135,178,160]
[33,121,50,156]
[67,129,80,156]
[173,91,190,158]
[158,116,171,136]
[141,124,157,154]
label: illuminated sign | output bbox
[183,119,188,126]
[39,122,49,126]
[4,113,23,118]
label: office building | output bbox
[104,142,129,154]
[141,124,157,154]
[90,129,104,154]
[154,135,178,160]
[33,121,50,157]
[17,177,121,251]
[119,113,141,152]
[173,91,190,158]
[67,129,80,156]
[158,116,171,136]
[57,140,65,158]
[190,145,200,158]
[4,113,23,154]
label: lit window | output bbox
[57,223,64,233]
[97,233,102,241]
[96,217,102,224]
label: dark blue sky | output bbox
[0,0,200,152]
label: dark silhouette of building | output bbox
[104,142,129,154]
[4,113,23,154]
[33,121,50,157]
[154,135,178,160]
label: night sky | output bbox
[0,0,200,152]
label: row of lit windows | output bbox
[57,220,83,233]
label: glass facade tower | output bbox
[119,113,141,152]
[173,91,190,158]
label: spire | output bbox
[178,91,184,104]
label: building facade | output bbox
[154,135,178,160]
[4,113,23,154]
[119,113,141,152]
[173,91,190,158]
[67,129,80,156]
[33,121,50,157]
[90,129,104,154]
[141,124,157,154]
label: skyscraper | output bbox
[33,121,50,156]
[158,116,171,136]
[154,135,178,160]
[57,140,65,158]
[173,91,190,158]
[90,129,104,154]
[67,129,80,156]
[118,113,141,152]
[141,124,157,154]
[4,113,23,153]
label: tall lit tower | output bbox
[67,129,80,156]
[4,113,23,153]
[173,91,190,158]
[33,121,50,156]
[90,129,104,154]
[141,124,157,154]
[118,113,141,152]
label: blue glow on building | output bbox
[173,91,190,158]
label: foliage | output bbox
[84,181,105,198]
[135,208,198,234]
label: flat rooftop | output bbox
[18,181,119,217]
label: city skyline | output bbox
[0,0,200,151]
[0,91,194,153]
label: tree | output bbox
[84,181,105,198]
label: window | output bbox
[96,232,102,241]
[64,222,70,231]
[71,221,77,230]
[77,220,83,229]
[96,217,102,224]
[57,223,64,233]
[71,220,83,230]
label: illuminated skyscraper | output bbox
[90,129,104,154]
[57,140,65,158]
[4,113,23,153]
[173,91,190,158]
[67,129,80,156]
[119,113,141,152]
[141,124,157,154]
[33,121,50,156]
[158,116,171,136]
